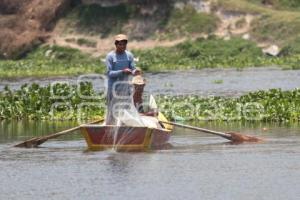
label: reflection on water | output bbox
[0,120,79,143]
[1,120,299,143]
[0,120,300,200]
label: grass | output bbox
[276,0,300,10]
[251,12,300,45]
[246,0,300,10]
[211,0,267,14]
[134,36,300,71]
[279,37,300,56]
[65,38,76,43]
[159,5,219,39]
[64,38,97,47]
[0,45,103,78]
[65,4,134,37]
[213,0,300,45]
[77,38,97,47]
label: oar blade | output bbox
[227,132,263,143]
[14,137,41,148]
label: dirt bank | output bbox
[0,0,71,59]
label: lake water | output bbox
[0,120,299,200]
[1,67,300,96]
[1,67,300,199]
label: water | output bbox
[1,67,300,96]
[1,66,300,199]
[0,120,299,200]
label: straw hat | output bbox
[132,75,145,85]
[115,34,128,41]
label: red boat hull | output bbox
[80,125,171,151]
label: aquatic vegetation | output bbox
[157,88,300,122]
[0,83,105,120]
[0,83,300,122]
[212,79,224,84]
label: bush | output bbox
[279,37,300,56]
[164,6,219,37]
[0,45,103,78]
[134,37,266,70]
[77,38,97,48]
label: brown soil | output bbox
[0,0,71,59]
[48,30,187,57]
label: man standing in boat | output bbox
[105,34,141,124]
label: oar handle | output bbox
[160,121,232,140]
[40,119,103,140]
[39,126,81,140]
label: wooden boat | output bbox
[80,112,173,151]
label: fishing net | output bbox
[100,78,162,150]
[105,80,140,125]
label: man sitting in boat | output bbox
[132,74,159,117]
[132,74,146,113]
[130,74,169,130]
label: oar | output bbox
[160,121,263,143]
[14,119,103,148]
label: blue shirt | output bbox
[105,50,135,99]
[105,50,136,97]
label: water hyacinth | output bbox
[157,89,300,122]
[0,83,105,120]
[0,83,300,122]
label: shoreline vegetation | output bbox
[0,83,299,122]
[1,1,300,78]
[0,36,299,79]
[0,1,299,122]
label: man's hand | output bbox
[122,68,132,74]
